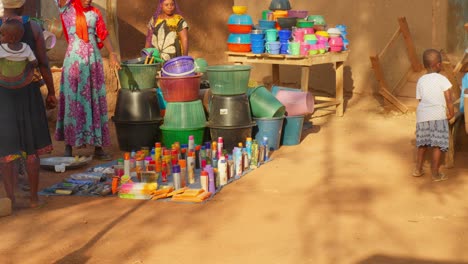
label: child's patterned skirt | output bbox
[415,119,449,151]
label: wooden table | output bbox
[226,51,349,116]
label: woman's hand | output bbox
[45,94,58,110]
[109,52,121,70]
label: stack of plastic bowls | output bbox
[278,29,291,54]
[250,29,265,54]
[114,58,163,151]
[157,55,206,147]
[228,11,253,52]
[206,65,255,151]
[336,24,349,51]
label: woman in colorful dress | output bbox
[0,0,57,208]
[145,0,189,61]
[55,0,120,159]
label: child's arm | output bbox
[444,89,455,120]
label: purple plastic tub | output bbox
[162,56,195,75]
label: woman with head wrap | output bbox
[0,0,57,208]
[54,0,120,159]
[145,0,188,61]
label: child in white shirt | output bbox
[0,18,37,88]
[413,49,454,181]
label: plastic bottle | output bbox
[262,136,269,161]
[187,151,196,184]
[155,142,162,162]
[150,147,155,161]
[188,135,195,152]
[195,145,201,169]
[211,141,217,162]
[124,152,131,177]
[205,165,216,193]
[200,171,209,192]
[217,137,223,158]
[178,159,187,187]
[218,156,228,186]
[200,145,206,168]
[245,137,252,160]
[250,140,259,169]
[172,164,181,190]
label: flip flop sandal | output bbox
[432,172,448,182]
[412,168,424,177]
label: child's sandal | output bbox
[412,168,424,177]
[432,172,448,182]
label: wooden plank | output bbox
[300,66,309,92]
[225,51,349,67]
[315,96,335,102]
[314,101,340,109]
[272,64,280,85]
[378,27,401,59]
[446,112,463,168]
[391,66,413,94]
[398,17,423,72]
[335,61,344,116]
[370,54,409,113]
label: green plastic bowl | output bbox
[296,19,314,28]
[206,65,252,95]
[163,100,207,129]
[160,126,205,147]
[118,57,161,89]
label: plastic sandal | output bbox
[432,172,448,182]
[93,152,113,161]
[412,168,424,177]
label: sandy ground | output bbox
[1,94,468,264]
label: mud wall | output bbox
[39,0,468,100]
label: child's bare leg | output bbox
[431,147,442,177]
[1,160,17,205]
[416,146,427,172]
[26,154,41,207]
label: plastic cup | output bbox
[288,41,300,55]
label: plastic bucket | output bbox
[208,123,254,151]
[157,73,201,102]
[208,94,252,127]
[253,116,284,150]
[112,118,163,152]
[281,115,304,146]
[163,100,207,129]
[114,88,162,122]
[275,89,314,116]
[271,85,301,96]
[248,86,285,118]
[206,65,251,95]
[160,126,205,147]
[118,59,161,89]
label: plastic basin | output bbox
[157,73,202,102]
[206,65,252,95]
[208,94,252,127]
[113,88,162,122]
[112,118,163,152]
[253,116,284,150]
[208,123,255,151]
[275,89,315,116]
[163,100,207,129]
[160,126,205,147]
[281,115,304,146]
[248,86,285,118]
[118,58,161,89]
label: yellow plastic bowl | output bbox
[232,6,248,15]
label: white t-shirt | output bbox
[0,42,36,62]
[416,72,452,123]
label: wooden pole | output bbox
[398,17,423,72]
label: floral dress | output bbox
[148,14,188,61]
[54,0,111,147]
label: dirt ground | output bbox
[1,94,468,264]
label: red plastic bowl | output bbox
[157,73,202,102]
[228,24,252,34]
[227,43,251,52]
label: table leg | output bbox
[301,66,310,92]
[272,64,280,85]
[335,61,344,117]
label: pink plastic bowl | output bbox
[275,90,315,115]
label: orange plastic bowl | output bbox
[227,43,251,52]
[228,24,253,34]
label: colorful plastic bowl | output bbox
[228,24,253,34]
[228,14,253,25]
[232,5,248,15]
[227,33,251,44]
[227,43,251,52]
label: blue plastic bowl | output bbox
[228,14,253,25]
[258,20,276,30]
[227,33,251,44]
